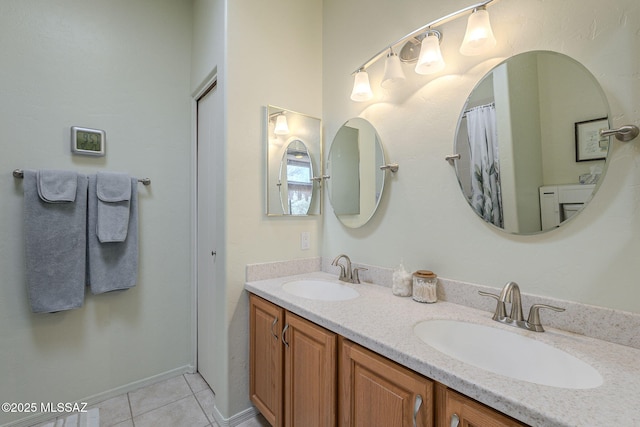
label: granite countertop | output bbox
[245,271,640,427]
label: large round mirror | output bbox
[279,139,313,215]
[453,51,610,235]
[328,118,385,228]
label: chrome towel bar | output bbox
[12,169,151,185]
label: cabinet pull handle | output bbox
[413,394,422,427]
[282,324,289,347]
[270,317,278,340]
[450,413,460,427]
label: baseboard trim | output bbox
[212,405,259,427]
[1,365,196,427]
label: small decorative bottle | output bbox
[392,261,412,297]
[412,270,438,303]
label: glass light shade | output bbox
[350,70,374,102]
[414,33,445,75]
[460,8,497,56]
[381,52,405,88]
[274,114,289,135]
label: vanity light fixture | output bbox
[459,6,497,56]
[274,113,290,135]
[349,0,498,102]
[414,30,445,75]
[350,68,374,101]
[381,49,406,88]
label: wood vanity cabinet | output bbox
[249,294,284,425]
[249,294,337,427]
[435,384,526,427]
[340,339,434,427]
[250,294,526,427]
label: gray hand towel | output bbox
[23,170,87,313]
[96,171,132,243]
[87,174,138,294]
[37,169,78,203]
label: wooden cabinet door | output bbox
[438,386,526,427]
[249,294,285,427]
[283,311,337,427]
[340,339,434,427]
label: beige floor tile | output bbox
[111,420,134,427]
[195,388,216,423]
[236,413,270,427]
[29,419,57,427]
[128,375,192,416]
[90,394,131,426]
[132,395,210,427]
[184,372,210,393]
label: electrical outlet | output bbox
[300,231,310,250]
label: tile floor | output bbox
[30,373,269,427]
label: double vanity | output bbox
[246,269,640,426]
[259,27,640,427]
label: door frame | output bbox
[191,74,218,372]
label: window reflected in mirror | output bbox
[279,140,313,215]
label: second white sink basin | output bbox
[282,279,359,301]
[414,319,603,389]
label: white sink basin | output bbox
[414,319,602,389]
[282,279,359,301]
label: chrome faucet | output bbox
[498,281,524,322]
[479,281,565,332]
[331,254,367,284]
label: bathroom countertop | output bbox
[245,271,640,427]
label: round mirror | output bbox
[453,51,610,234]
[279,139,314,215]
[328,118,386,228]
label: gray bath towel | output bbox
[87,174,138,294]
[23,170,87,313]
[96,171,131,243]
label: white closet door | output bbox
[196,81,220,389]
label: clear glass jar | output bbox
[412,270,438,303]
[392,261,412,297]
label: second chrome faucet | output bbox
[331,254,367,284]
[479,281,565,332]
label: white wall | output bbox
[0,1,194,425]
[192,0,323,419]
[322,0,640,313]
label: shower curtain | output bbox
[466,103,503,228]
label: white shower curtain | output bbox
[466,103,503,228]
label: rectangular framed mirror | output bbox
[265,105,322,216]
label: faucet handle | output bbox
[527,304,565,331]
[478,291,507,320]
[352,267,368,284]
[478,290,499,300]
